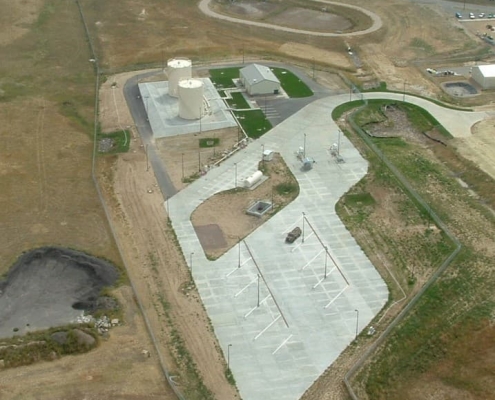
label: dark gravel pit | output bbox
[442,81,478,97]
[0,247,119,339]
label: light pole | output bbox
[238,237,241,268]
[190,252,194,274]
[257,274,260,307]
[302,211,306,243]
[303,133,307,158]
[145,144,149,172]
[181,153,184,180]
[354,309,359,340]
[234,163,237,188]
[227,344,232,370]
[324,246,328,279]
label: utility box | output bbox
[302,157,314,171]
[263,149,274,161]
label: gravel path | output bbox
[198,0,383,37]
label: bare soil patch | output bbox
[96,139,241,399]
[0,0,43,46]
[0,285,173,399]
[156,127,240,191]
[453,116,495,181]
[268,8,353,32]
[191,153,299,259]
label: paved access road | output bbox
[198,0,383,37]
[123,72,178,198]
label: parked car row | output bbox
[456,12,495,19]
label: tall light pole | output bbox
[324,246,328,279]
[145,96,149,121]
[227,344,232,370]
[257,274,260,307]
[234,163,237,188]
[303,133,307,158]
[181,153,184,180]
[355,309,359,340]
[302,211,306,243]
[238,237,241,268]
[145,144,149,172]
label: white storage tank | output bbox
[244,170,263,188]
[167,58,192,97]
[178,79,204,120]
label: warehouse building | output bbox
[240,64,281,95]
[472,64,495,89]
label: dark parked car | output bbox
[286,227,302,243]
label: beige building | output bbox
[472,64,495,89]
[240,64,281,95]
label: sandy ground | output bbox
[0,285,173,399]
[454,116,495,181]
[191,153,298,258]
[97,144,239,399]
[91,1,495,398]
[156,127,240,191]
[0,0,43,46]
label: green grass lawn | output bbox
[226,92,250,109]
[97,130,130,153]
[234,110,272,139]
[199,138,220,148]
[209,67,240,89]
[271,67,313,98]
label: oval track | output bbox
[198,0,382,37]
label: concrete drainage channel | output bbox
[343,99,462,400]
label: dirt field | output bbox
[191,153,298,259]
[97,145,240,400]
[0,285,173,399]
[156,127,240,191]
[4,0,495,398]
[454,116,495,181]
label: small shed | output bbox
[263,149,274,161]
[240,64,281,95]
[472,64,495,89]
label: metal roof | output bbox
[240,64,280,85]
[476,64,495,78]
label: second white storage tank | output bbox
[167,58,192,97]
[178,79,204,120]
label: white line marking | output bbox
[302,249,324,271]
[235,276,257,297]
[272,334,293,355]
[244,295,271,318]
[324,286,348,309]
[254,315,281,341]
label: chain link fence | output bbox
[342,89,462,400]
[74,1,185,398]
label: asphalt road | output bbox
[123,72,178,198]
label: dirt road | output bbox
[198,0,383,37]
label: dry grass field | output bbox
[3,0,495,399]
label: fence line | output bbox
[74,1,184,398]
[342,90,462,399]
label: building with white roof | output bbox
[472,64,495,89]
[240,63,281,95]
